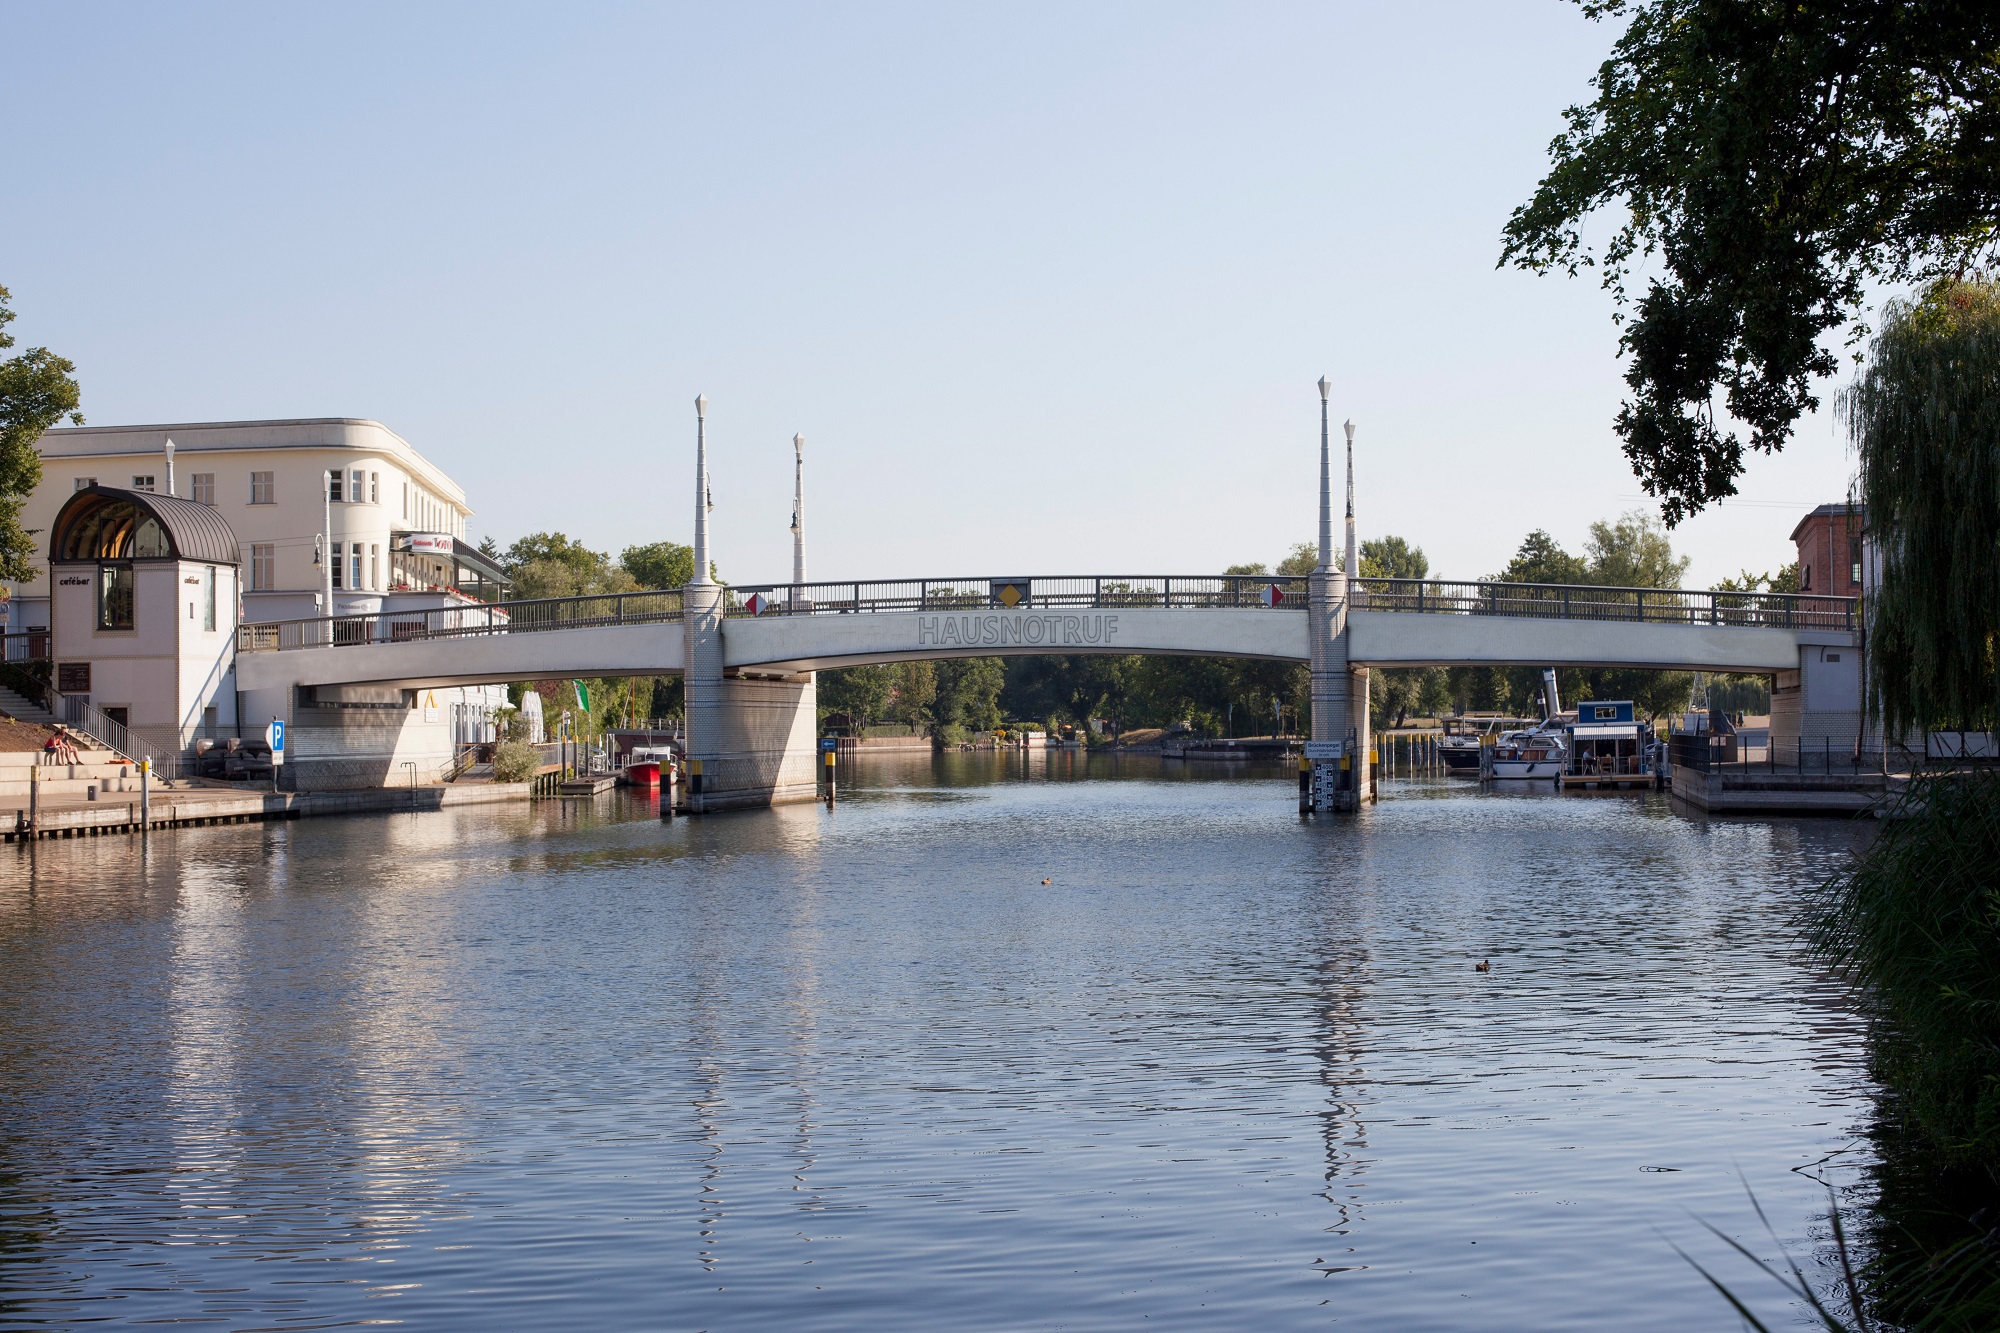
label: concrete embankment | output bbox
[1668,768,1890,816]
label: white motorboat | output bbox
[1482,668,1568,781]
[1484,727,1568,780]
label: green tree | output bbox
[1276,542,1317,577]
[1852,279,2000,735]
[0,285,83,581]
[496,532,636,600]
[888,660,937,730]
[818,664,894,731]
[1360,535,1428,580]
[1583,509,1690,588]
[1503,3,2000,524]
[1495,530,1589,585]
[931,657,1004,743]
[620,540,695,590]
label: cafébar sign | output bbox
[406,533,453,554]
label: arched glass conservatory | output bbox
[49,487,240,631]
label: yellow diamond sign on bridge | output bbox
[990,579,1031,609]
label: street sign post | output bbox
[266,720,285,793]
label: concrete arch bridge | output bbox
[235,574,1856,809]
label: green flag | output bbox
[572,680,590,712]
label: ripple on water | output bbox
[0,754,1877,1331]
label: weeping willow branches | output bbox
[1848,280,2000,737]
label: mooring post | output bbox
[28,764,38,833]
[823,747,837,808]
[688,758,704,813]
[140,759,151,833]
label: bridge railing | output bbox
[235,589,685,652]
[725,575,1316,615]
[1351,578,1855,630]
[229,575,1855,652]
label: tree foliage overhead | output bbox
[1850,278,2000,735]
[0,284,83,581]
[1503,2,2000,524]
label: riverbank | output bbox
[2,779,529,842]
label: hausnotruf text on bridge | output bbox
[915,613,1120,648]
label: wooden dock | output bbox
[3,781,531,843]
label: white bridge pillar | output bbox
[679,396,820,813]
[1308,382,1367,812]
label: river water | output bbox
[1,754,1880,1330]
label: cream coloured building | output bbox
[13,418,512,761]
[9,417,507,629]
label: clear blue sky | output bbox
[1,2,1859,588]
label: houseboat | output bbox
[1563,701,1661,789]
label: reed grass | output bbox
[1807,770,2000,1178]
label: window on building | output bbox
[98,563,134,629]
[370,544,380,590]
[191,472,215,505]
[370,472,380,504]
[402,481,409,520]
[350,545,363,590]
[351,468,366,503]
[250,471,275,504]
[328,470,343,503]
[74,477,96,491]
[131,474,155,492]
[202,566,217,631]
[251,543,274,590]
[1850,536,1863,587]
[331,542,344,590]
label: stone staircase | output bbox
[0,684,54,725]
[0,753,161,801]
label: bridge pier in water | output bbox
[1306,383,1372,813]
[683,588,820,812]
[679,396,822,814]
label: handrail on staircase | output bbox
[43,684,189,779]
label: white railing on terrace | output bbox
[231,575,1857,652]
